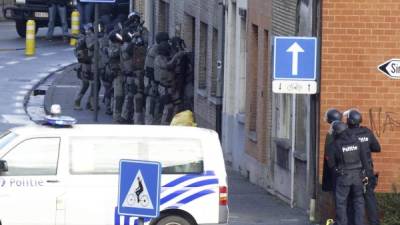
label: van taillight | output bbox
[219,186,228,205]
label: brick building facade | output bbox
[320,0,400,194]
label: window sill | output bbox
[236,113,245,124]
[248,130,257,142]
[197,89,207,98]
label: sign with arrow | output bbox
[377,59,400,79]
[273,36,317,80]
[273,36,318,94]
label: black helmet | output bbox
[325,108,342,124]
[83,23,94,34]
[128,11,140,24]
[347,109,362,127]
[331,121,347,136]
[155,32,169,44]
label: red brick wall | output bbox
[321,0,400,192]
[246,0,272,164]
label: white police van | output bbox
[0,115,228,225]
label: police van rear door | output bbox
[0,136,63,225]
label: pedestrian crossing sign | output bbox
[118,160,161,218]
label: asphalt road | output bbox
[0,21,75,132]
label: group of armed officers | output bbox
[73,12,194,125]
[322,108,381,225]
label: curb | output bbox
[24,63,76,123]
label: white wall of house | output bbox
[222,0,247,173]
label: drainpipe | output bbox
[216,0,226,139]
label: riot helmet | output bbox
[155,32,169,44]
[346,109,362,127]
[324,108,342,124]
[83,23,94,35]
[157,42,171,56]
[128,11,141,24]
[331,121,347,137]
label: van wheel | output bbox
[155,215,193,225]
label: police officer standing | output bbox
[99,21,113,115]
[327,121,369,225]
[144,32,169,124]
[345,109,381,225]
[74,24,94,111]
[108,28,124,122]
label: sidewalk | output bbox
[28,64,313,225]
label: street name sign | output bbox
[79,0,116,3]
[273,36,318,94]
[377,59,400,79]
[118,160,161,218]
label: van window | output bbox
[70,137,204,174]
[1,138,60,176]
[0,131,17,152]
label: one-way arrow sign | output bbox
[378,59,400,79]
[286,42,304,76]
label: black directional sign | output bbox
[377,59,400,79]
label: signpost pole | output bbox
[93,3,99,122]
[138,218,144,225]
[290,94,296,208]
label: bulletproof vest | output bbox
[144,44,157,69]
[85,33,96,58]
[120,42,133,73]
[74,35,89,64]
[335,132,362,170]
[108,41,120,62]
[154,55,174,86]
[132,44,147,71]
[99,35,109,69]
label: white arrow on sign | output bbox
[286,42,304,76]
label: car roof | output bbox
[9,124,217,139]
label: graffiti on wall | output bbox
[369,107,400,137]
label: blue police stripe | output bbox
[176,189,215,205]
[163,171,215,187]
[160,189,189,205]
[185,178,218,187]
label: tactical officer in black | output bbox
[322,108,342,192]
[327,121,369,225]
[346,109,381,225]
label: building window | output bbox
[198,22,208,90]
[158,0,169,33]
[210,28,218,96]
[238,14,247,113]
[183,13,195,51]
[248,24,259,132]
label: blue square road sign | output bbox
[118,160,161,218]
[273,36,317,80]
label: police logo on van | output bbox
[378,59,400,79]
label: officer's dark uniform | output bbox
[347,110,381,225]
[327,121,368,225]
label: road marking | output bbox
[20,84,33,90]
[38,73,48,78]
[0,66,4,69]
[55,85,79,88]
[18,90,28,95]
[14,96,24,101]
[30,79,40,84]
[61,63,71,67]
[13,109,25,114]
[6,61,19,65]
[41,52,56,56]
[63,47,74,52]
[48,68,58,72]
[24,57,37,61]
[0,114,33,125]
[14,102,23,108]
